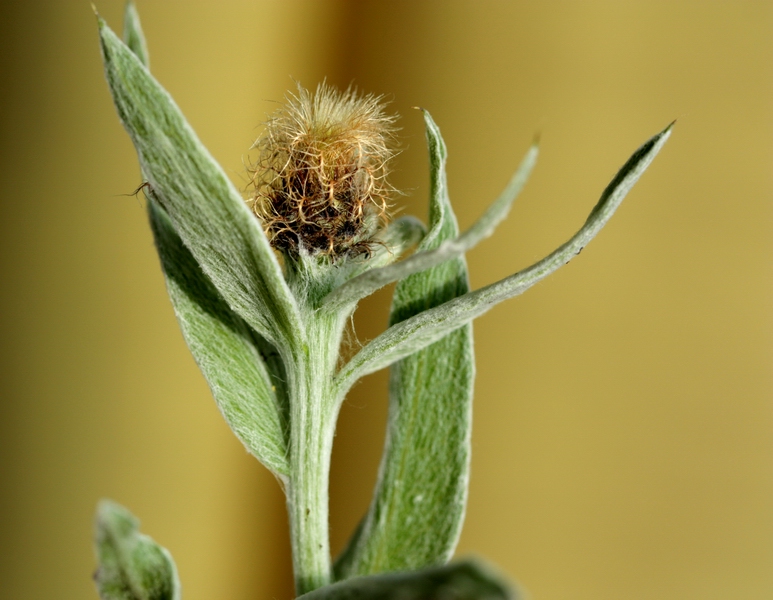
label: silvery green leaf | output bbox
[149,201,289,475]
[117,6,288,475]
[122,1,148,68]
[98,18,302,352]
[336,111,473,577]
[321,133,537,312]
[336,122,673,392]
[94,500,180,600]
[300,560,513,600]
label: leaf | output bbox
[300,560,514,600]
[122,1,148,68]
[94,500,180,600]
[98,18,302,353]
[335,111,473,577]
[149,201,289,475]
[322,136,538,312]
[116,9,289,475]
[336,122,673,393]
[123,7,288,474]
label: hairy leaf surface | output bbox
[149,202,289,475]
[336,111,474,577]
[118,10,289,475]
[98,18,302,352]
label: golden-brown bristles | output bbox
[248,83,398,259]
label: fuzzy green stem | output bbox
[285,306,345,595]
[287,410,333,594]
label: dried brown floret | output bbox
[248,83,397,259]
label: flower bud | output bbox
[249,83,397,259]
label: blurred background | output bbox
[1,1,771,599]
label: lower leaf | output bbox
[335,110,474,577]
[301,560,514,600]
[149,201,290,476]
[93,500,180,600]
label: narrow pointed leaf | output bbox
[122,1,148,67]
[300,560,513,600]
[117,12,289,475]
[336,111,473,577]
[322,139,537,312]
[98,19,302,351]
[149,201,289,475]
[337,123,672,392]
[94,500,180,600]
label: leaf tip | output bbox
[123,0,138,22]
[656,120,676,144]
[91,3,104,24]
[96,498,132,524]
[91,2,110,26]
[413,106,438,126]
[93,7,110,40]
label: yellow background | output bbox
[1,2,771,599]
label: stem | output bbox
[285,309,344,595]
[287,413,333,594]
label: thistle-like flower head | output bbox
[249,83,397,259]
